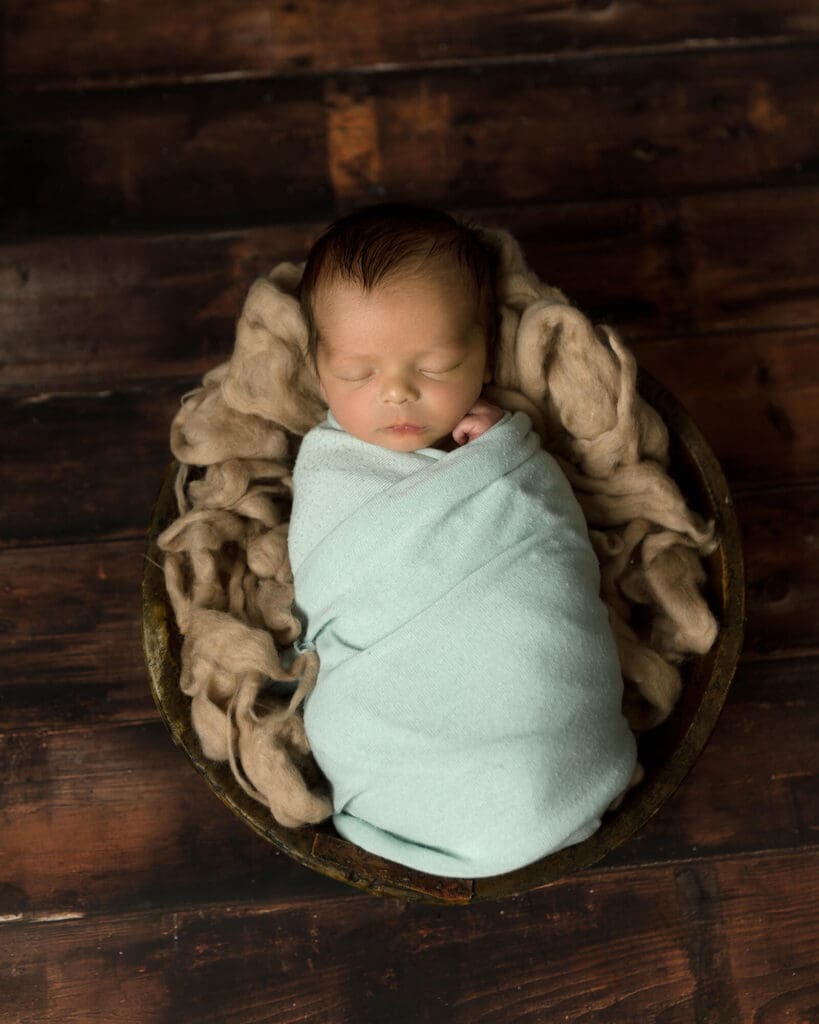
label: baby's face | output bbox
[313,270,491,451]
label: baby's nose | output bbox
[379,373,420,404]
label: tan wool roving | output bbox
[158,227,719,829]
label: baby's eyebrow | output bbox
[322,342,467,361]
[322,349,370,364]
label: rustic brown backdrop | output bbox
[1,2,817,1021]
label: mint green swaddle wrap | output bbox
[287,409,637,878]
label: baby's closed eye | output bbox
[336,371,374,382]
[420,361,462,376]
[334,362,463,382]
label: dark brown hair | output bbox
[299,203,499,368]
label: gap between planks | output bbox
[6,35,817,97]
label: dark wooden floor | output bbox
[2,3,818,1021]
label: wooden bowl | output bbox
[142,368,745,904]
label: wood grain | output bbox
[5,1,818,91]
[605,655,819,866]
[3,45,819,233]
[0,384,191,545]
[0,75,331,234]
[735,486,819,657]
[4,186,819,394]
[0,720,345,918]
[0,540,158,727]
[1,850,816,1024]
[630,328,819,487]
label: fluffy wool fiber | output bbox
[158,227,719,830]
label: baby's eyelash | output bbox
[336,372,373,382]
[421,362,462,376]
[335,362,462,382]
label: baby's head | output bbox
[300,203,499,451]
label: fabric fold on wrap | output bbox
[288,410,638,878]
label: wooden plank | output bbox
[0,384,190,546]
[0,477,815,724]
[605,655,819,867]
[3,187,819,394]
[0,75,331,234]
[0,721,344,918]
[3,45,819,233]
[0,477,815,734]
[735,486,819,657]
[1,654,816,917]
[0,226,311,392]
[0,540,159,728]
[629,328,819,487]
[1,472,815,734]
[5,1,818,92]
[2,323,817,545]
[515,190,819,339]
[1,849,816,1023]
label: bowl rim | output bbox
[141,366,745,903]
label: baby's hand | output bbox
[452,399,505,446]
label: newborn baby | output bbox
[287,203,637,878]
